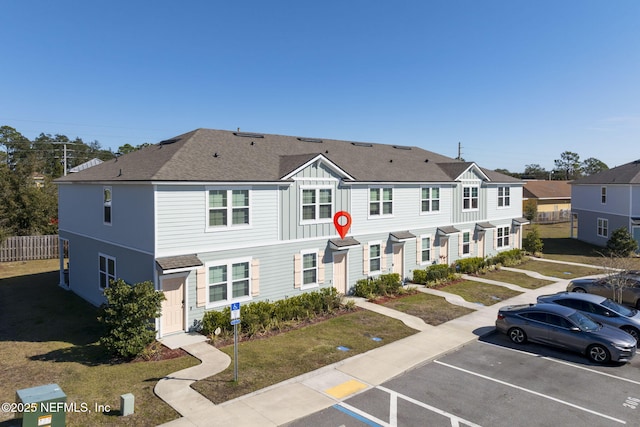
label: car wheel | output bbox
[573,288,586,293]
[621,327,640,342]
[587,344,610,363]
[508,327,527,344]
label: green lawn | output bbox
[192,310,416,403]
[475,269,555,289]
[381,293,474,325]
[438,280,522,306]
[0,260,199,427]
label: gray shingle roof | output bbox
[55,129,521,184]
[571,160,640,185]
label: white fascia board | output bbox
[280,154,355,181]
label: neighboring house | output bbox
[522,180,571,223]
[571,160,640,248]
[55,129,527,337]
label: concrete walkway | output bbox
[156,262,579,427]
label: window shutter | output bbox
[318,251,325,284]
[458,233,463,256]
[363,244,369,275]
[196,267,206,307]
[251,259,260,296]
[493,229,498,250]
[416,237,422,264]
[294,254,301,289]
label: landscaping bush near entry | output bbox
[201,287,347,339]
[352,273,403,299]
[412,264,456,285]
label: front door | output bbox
[333,252,347,294]
[439,237,449,265]
[477,232,485,258]
[162,276,185,335]
[392,244,404,279]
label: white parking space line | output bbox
[377,386,482,427]
[434,360,627,425]
[337,402,389,427]
[480,341,640,386]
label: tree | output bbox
[553,151,581,180]
[98,279,165,359]
[607,227,638,257]
[523,164,548,180]
[522,226,544,255]
[581,157,609,176]
[523,199,538,221]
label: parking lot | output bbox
[287,332,640,427]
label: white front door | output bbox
[333,252,347,294]
[392,244,404,278]
[161,276,185,335]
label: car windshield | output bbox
[567,311,600,332]
[601,298,637,317]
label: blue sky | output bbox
[1,1,638,172]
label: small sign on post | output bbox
[230,302,241,382]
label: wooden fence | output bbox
[0,235,68,262]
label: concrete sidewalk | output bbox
[157,267,571,427]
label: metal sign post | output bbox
[230,302,241,382]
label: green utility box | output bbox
[15,384,66,427]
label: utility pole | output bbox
[457,142,462,160]
[50,141,76,176]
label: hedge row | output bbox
[352,273,408,300]
[412,249,525,285]
[201,287,346,338]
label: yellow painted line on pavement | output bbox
[325,379,368,399]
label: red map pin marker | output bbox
[333,211,352,239]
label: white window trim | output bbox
[300,185,334,225]
[601,186,607,205]
[462,185,480,212]
[461,230,472,257]
[98,253,116,290]
[103,186,112,226]
[368,240,383,275]
[497,186,511,209]
[419,234,432,265]
[496,226,510,249]
[300,249,320,290]
[205,187,252,232]
[205,257,253,309]
[368,186,394,219]
[420,186,441,215]
[597,218,608,238]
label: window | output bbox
[301,187,333,222]
[498,186,510,207]
[370,187,393,216]
[462,232,470,255]
[103,187,112,224]
[208,189,250,228]
[597,218,608,238]
[421,236,431,263]
[463,186,479,210]
[497,226,510,248]
[99,254,116,290]
[302,252,318,286]
[601,187,607,204]
[208,260,251,305]
[369,244,382,273]
[421,187,440,213]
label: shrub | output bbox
[491,248,524,266]
[98,279,165,359]
[523,226,544,255]
[425,264,454,282]
[455,257,485,274]
[201,307,231,336]
[352,273,403,299]
[607,227,638,257]
[412,269,428,285]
